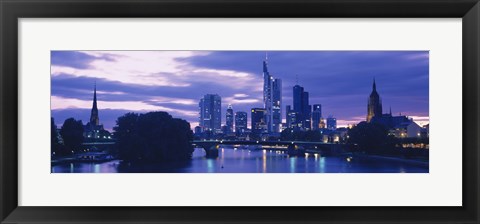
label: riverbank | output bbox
[352,153,429,167]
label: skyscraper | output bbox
[367,78,383,122]
[303,92,311,130]
[327,116,337,130]
[251,108,267,134]
[286,106,299,129]
[272,78,282,133]
[312,104,322,130]
[199,94,222,132]
[226,104,234,134]
[235,111,248,135]
[292,84,311,130]
[263,53,282,133]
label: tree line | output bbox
[51,111,194,162]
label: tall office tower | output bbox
[262,53,282,133]
[226,104,234,134]
[286,105,292,128]
[367,78,383,122]
[271,78,282,133]
[312,104,322,130]
[303,92,312,130]
[262,54,273,133]
[292,84,311,130]
[234,111,248,135]
[199,94,222,132]
[327,116,337,130]
[251,108,267,134]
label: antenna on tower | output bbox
[265,51,268,61]
[296,74,299,85]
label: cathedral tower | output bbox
[89,83,100,126]
[367,78,382,122]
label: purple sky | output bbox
[51,51,429,131]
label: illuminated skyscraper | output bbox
[235,111,248,135]
[272,78,282,133]
[327,116,337,130]
[292,84,311,130]
[226,104,234,134]
[251,108,267,134]
[199,94,222,132]
[312,104,322,130]
[286,105,299,129]
[263,53,282,133]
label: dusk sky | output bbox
[51,51,429,131]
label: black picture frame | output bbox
[1,0,479,223]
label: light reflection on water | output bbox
[51,147,428,173]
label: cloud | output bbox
[51,96,198,118]
[234,93,249,98]
[51,51,429,130]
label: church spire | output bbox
[367,78,382,122]
[92,82,98,110]
[89,82,99,126]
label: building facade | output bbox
[226,104,234,134]
[199,94,222,132]
[262,54,282,134]
[312,104,322,130]
[251,108,267,134]
[234,111,248,135]
[326,116,337,130]
[292,84,311,130]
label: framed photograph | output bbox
[1,0,479,223]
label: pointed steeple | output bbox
[89,82,99,126]
[92,82,98,110]
[367,77,382,122]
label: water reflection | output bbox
[51,147,428,173]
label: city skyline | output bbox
[51,51,429,131]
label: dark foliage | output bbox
[50,118,65,156]
[113,111,194,162]
[347,121,395,152]
[280,128,322,142]
[59,118,84,153]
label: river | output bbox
[51,146,428,173]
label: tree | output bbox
[280,129,322,141]
[347,121,393,153]
[114,111,194,162]
[51,118,62,156]
[60,118,84,153]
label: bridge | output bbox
[82,142,115,145]
[81,141,116,152]
[192,140,349,158]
